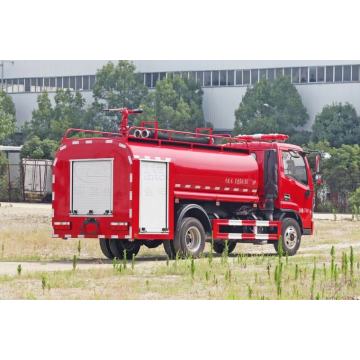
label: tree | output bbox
[139,75,205,131]
[21,136,58,160]
[91,61,148,132]
[0,90,16,143]
[234,77,309,143]
[22,89,86,159]
[24,89,86,141]
[312,103,360,147]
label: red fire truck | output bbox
[52,108,317,259]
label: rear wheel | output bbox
[163,240,176,259]
[212,240,236,255]
[109,239,141,259]
[143,240,163,249]
[99,239,114,259]
[173,217,206,258]
[274,218,301,256]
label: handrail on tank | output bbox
[128,125,238,145]
[61,128,122,143]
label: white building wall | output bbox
[4,60,360,131]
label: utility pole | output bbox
[0,60,14,91]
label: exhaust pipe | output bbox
[133,129,142,138]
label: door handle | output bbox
[305,189,311,198]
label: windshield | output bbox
[282,151,308,185]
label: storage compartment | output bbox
[139,160,169,233]
[71,159,113,215]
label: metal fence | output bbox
[0,159,53,202]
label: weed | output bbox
[278,236,284,260]
[190,257,195,279]
[205,271,209,281]
[332,208,337,221]
[267,262,271,279]
[1,243,4,258]
[123,250,127,269]
[72,255,77,271]
[166,256,169,267]
[247,284,253,299]
[330,246,335,279]
[17,264,22,276]
[323,263,326,279]
[311,259,316,299]
[41,275,47,294]
[131,253,135,270]
[77,240,81,257]
[295,264,299,281]
[225,268,232,283]
[350,246,354,278]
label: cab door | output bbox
[279,150,313,230]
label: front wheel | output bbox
[173,217,206,258]
[274,218,301,256]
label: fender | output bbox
[278,209,303,232]
[175,204,212,234]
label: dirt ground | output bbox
[0,202,360,300]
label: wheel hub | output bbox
[284,226,298,249]
[185,226,201,252]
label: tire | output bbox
[274,217,301,256]
[173,217,206,258]
[144,240,163,249]
[163,240,176,259]
[212,240,236,255]
[120,240,141,260]
[109,239,125,259]
[99,238,114,259]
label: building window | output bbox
[44,78,49,89]
[317,67,325,82]
[63,77,69,89]
[352,65,359,81]
[243,70,250,85]
[160,72,166,81]
[300,67,308,83]
[25,78,30,92]
[6,79,13,93]
[197,71,204,86]
[326,66,334,82]
[309,67,316,83]
[145,73,152,88]
[236,70,242,85]
[227,70,234,86]
[212,71,219,86]
[220,70,226,86]
[90,75,96,89]
[153,73,159,87]
[31,78,36,92]
[70,76,76,90]
[57,77,63,88]
[267,69,275,81]
[275,68,284,78]
[203,71,211,86]
[18,78,25,92]
[343,65,351,82]
[284,68,291,79]
[37,78,44,92]
[260,69,267,80]
[334,66,342,82]
[292,68,300,83]
[76,76,82,90]
[251,69,258,84]
[82,76,89,90]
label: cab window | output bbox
[282,151,308,185]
